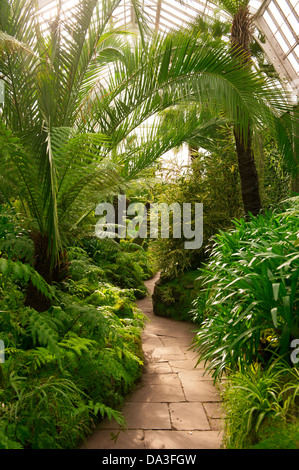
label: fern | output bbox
[0,258,53,299]
[0,230,147,448]
[54,292,109,342]
[28,310,61,359]
[59,332,99,357]
[0,425,23,449]
[91,401,126,428]
[0,236,34,263]
[26,347,56,371]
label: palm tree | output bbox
[0,0,296,310]
[229,1,263,215]
[215,0,296,215]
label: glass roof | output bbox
[36,0,299,97]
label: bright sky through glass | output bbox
[36,0,299,94]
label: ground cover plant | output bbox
[81,238,155,298]
[0,0,298,451]
[191,199,299,448]
[152,270,202,322]
[0,0,296,302]
[192,203,299,377]
[221,360,299,448]
[0,207,151,449]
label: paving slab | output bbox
[143,362,173,374]
[181,379,221,402]
[128,382,186,403]
[142,372,181,385]
[81,430,146,449]
[144,430,223,449]
[100,402,171,430]
[143,346,187,363]
[169,403,210,430]
[169,359,200,371]
[178,368,214,381]
[80,273,224,450]
[159,336,193,347]
[203,402,224,420]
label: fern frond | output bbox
[0,236,34,263]
[26,347,56,371]
[28,310,60,358]
[59,332,98,357]
[0,258,53,299]
[91,401,126,427]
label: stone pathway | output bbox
[80,273,224,449]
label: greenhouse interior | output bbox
[0,0,298,452]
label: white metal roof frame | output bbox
[35,0,299,98]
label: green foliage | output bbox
[0,373,93,449]
[0,236,147,448]
[0,423,23,449]
[152,270,202,321]
[0,205,34,263]
[250,420,299,449]
[150,126,243,280]
[222,360,299,449]
[216,0,250,17]
[0,258,54,300]
[0,0,297,451]
[192,206,299,381]
[81,238,155,298]
[258,135,291,209]
[0,0,296,270]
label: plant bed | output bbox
[152,269,202,322]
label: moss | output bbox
[249,418,299,449]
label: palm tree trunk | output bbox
[234,125,261,215]
[231,4,262,216]
[24,232,69,312]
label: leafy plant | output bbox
[82,238,154,297]
[152,270,202,321]
[0,258,54,301]
[150,128,243,281]
[0,236,147,448]
[192,205,299,380]
[222,360,299,449]
[0,0,296,313]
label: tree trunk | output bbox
[234,125,261,216]
[231,4,262,216]
[24,232,69,312]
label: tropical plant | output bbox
[216,0,298,216]
[192,204,299,381]
[0,0,297,312]
[0,240,146,448]
[222,359,299,448]
[150,124,244,281]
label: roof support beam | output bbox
[130,3,137,24]
[255,15,299,96]
[155,0,162,31]
[253,0,271,20]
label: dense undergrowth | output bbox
[152,270,202,322]
[191,200,299,448]
[0,222,153,449]
[1,0,298,451]
[1,204,298,450]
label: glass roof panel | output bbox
[34,0,299,96]
[268,2,284,28]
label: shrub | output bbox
[192,205,299,381]
[152,269,202,321]
[82,238,155,298]
[150,126,243,281]
[0,240,147,448]
[222,360,299,449]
